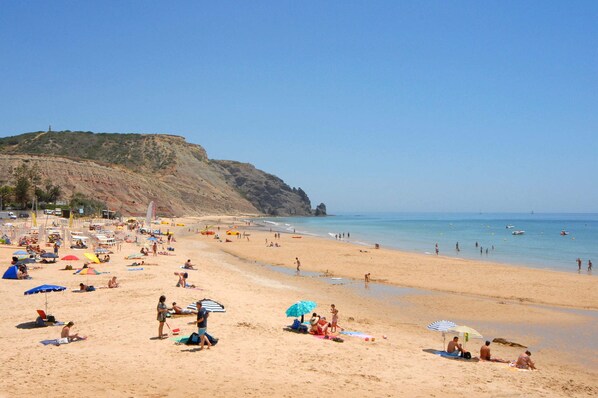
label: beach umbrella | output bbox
[41,253,59,259]
[427,320,457,349]
[186,298,226,313]
[285,300,317,318]
[127,253,143,259]
[74,267,101,275]
[84,253,101,264]
[446,325,483,345]
[24,284,66,314]
[61,255,80,261]
[13,250,28,255]
[95,248,109,254]
[147,237,158,242]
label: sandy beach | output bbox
[1,216,596,398]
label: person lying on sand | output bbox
[79,283,95,292]
[171,302,196,315]
[61,321,86,342]
[108,276,119,288]
[515,350,537,370]
[480,341,509,363]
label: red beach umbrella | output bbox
[61,255,80,261]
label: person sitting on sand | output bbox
[108,276,119,288]
[480,341,509,362]
[316,316,330,336]
[183,259,196,270]
[171,302,195,315]
[61,321,86,342]
[446,336,465,356]
[515,350,537,370]
[309,313,320,334]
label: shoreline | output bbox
[212,220,598,310]
[248,215,598,273]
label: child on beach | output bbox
[330,304,343,333]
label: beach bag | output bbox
[463,351,472,359]
[205,332,219,346]
[186,332,200,345]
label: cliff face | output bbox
[0,131,315,217]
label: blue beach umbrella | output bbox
[24,284,66,314]
[147,237,158,242]
[286,301,317,318]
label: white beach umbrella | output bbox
[427,320,457,350]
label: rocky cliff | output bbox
[0,131,315,217]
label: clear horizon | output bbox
[1,1,596,213]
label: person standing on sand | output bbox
[157,295,169,339]
[153,242,158,256]
[435,243,439,255]
[295,257,301,272]
[577,258,582,271]
[330,304,343,332]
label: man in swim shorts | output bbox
[446,336,464,356]
[196,301,211,350]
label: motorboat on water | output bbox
[506,225,515,229]
[512,230,525,235]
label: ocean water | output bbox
[254,213,598,273]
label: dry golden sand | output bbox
[1,217,596,397]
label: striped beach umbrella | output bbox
[427,320,457,350]
[186,298,226,313]
[427,320,457,332]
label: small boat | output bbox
[506,225,515,229]
[560,230,569,236]
[512,230,525,235]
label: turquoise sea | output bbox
[254,213,598,273]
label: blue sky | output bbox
[1,1,596,213]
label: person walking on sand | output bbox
[295,257,301,272]
[577,257,582,271]
[153,242,158,256]
[157,295,169,339]
[330,304,343,333]
[589,259,593,272]
[195,301,212,350]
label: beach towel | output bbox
[127,267,144,271]
[340,331,373,340]
[180,266,197,270]
[423,349,480,362]
[186,299,226,313]
[40,338,86,346]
